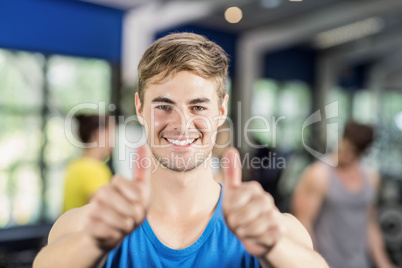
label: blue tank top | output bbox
[105,188,260,268]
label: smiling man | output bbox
[141,72,222,173]
[34,33,327,268]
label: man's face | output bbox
[135,71,228,172]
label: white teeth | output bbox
[166,138,195,146]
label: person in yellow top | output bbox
[63,114,114,213]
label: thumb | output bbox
[133,145,150,184]
[222,148,242,189]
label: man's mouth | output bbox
[164,138,198,147]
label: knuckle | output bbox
[278,225,287,235]
[111,175,126,187]
[88,203,102,218]
[96,186,110,198]
[255,194,266,204]
[122,218,135,233]
[132,203,146,224]
[105,229,120,242]
[227,213,240,229]
[276,225,284,235]
[261,201,271,214]
[83,216,94,230]
[270,226,282,239]
[236,226,247,238]
[247,181,262,191]
[256,222,268,235]
[264,193,274,205]
[264,208,275,219]
[111,176,121,185]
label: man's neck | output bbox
[149,157,221,217]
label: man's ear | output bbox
[135,92,145,125]
[218,94,229,127]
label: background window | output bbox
[0,49,112,227]
[251,79,312,152]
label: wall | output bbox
[0,0,123,61]
[156,24,238,76]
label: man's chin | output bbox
[157,157,207,173]
[150,149,210,172]
[161,163,199,173]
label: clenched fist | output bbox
[84,146,151,251]
[222,148,285,257]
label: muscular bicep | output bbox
[292,165,327,225]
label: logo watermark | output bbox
[129,152,286,174]
[63,100,339,168]
[302,101,339,167]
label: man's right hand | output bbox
[84,146,151,251]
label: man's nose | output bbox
[169,107,194,132]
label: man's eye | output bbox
[157,105,171,111]
[192,106,204,111]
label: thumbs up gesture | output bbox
[222,148,285,257]
[84,146,151,251]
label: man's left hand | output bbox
[222,148,286,257]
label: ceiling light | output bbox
[314,17,384,49]
[224,6,243,24]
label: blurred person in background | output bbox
[292,121,395,268]
[62,114,115,213]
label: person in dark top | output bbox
[293,121,395,268]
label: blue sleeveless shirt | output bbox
[105,189,260,268]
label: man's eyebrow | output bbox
[151,97,176,104]
[188,98,211,105]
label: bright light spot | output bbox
[47,62,76,86]
[314,17,384,49]
[394,112,402,131]
[224,6,243,24]
[289,0,302,2]
[0,135,27,169]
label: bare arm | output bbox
[34,147,151,268]
[259,213,328,268]
[33,206,107,268]
[291,163,328,246]
[367,173,396,268]
[222,149,328,268]
[368,213,395,268]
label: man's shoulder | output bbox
[48,204,92,245]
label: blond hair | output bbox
[137,32,229,106]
